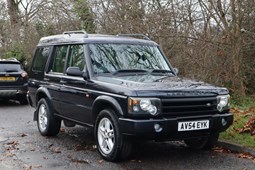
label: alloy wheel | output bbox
[97,117,115,154]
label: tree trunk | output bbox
[7,0,20,44]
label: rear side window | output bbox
[50,45,68,73]
[0,63,21,72]
[32,47,51,72]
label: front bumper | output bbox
[119,113,233,140]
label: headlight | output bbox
[217,95,230,112]
[128,97,161,116]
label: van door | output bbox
[59,44,93,124]
[29,46,52,107]
[46,45,68,114]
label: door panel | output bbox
[45,45,68,114]
[44,74,62,114]
[58,44,92,124]
[59,76,93,124]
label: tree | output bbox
[2,0,96,63]
[0,1,8,55]
[198,0,245,96]
[72,0,96,33]
[7,0,20,44]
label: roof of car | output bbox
[37,31,158,46]
[0,58,20,64]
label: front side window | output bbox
[32,47,51,72]
[50,45,68,73]
[66,44,85,71]
[89,44,170,74]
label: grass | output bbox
[219,96,255,149]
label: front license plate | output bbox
[178,120,209,131]
[0,77,15,81]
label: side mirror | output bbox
[66,67,89,80]
[66,67,83,77]
[173,68,179,75]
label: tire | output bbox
[36,98,61,136]
[184,133,219,150]
[95,109,132,162]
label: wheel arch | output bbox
[34,87,53,121]
[35,87,52,106]
[92,95,125,124]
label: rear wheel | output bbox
[95,109,132,161]
[37,98,61,136]
[184,133,219,150]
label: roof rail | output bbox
[117,34,151,40]
[0,58,19,62]
[9,58,18,61]
[63,30,88,38]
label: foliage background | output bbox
[0,0,254,98]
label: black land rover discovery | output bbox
[27,31,233,161]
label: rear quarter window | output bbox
[31,47,51,72]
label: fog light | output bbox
[221,118,227,126]
[154,123,163,132]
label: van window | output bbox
[32,47,51,72]
[66,45,85,71]
[50,45,68,73]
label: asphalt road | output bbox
[0,100,254,170]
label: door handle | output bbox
[60,80,67,84]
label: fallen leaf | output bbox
[34,165,43,168]
[213,146,231,154]
[6,141,19,146]
[238,153,255,160]
[232,107,255,136]
[4,152,15,157]
[73,144,86,151]
[48,144,53,148]
[23,165,32,170]
[71,159,89,164]
[20,133,27,137]
[51,147,61,153]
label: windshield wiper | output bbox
[112,69,175,77]
[150,69,174,75]
[112,69,148,75]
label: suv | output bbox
[0,58,28,104]
[27,31,233,161]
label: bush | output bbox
[2,44,29,70]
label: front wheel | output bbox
[95,109,132,161]
[37,98,61,136]
[184,133,219,150]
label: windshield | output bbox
[0,63,22,72]
[89,43,171,74]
